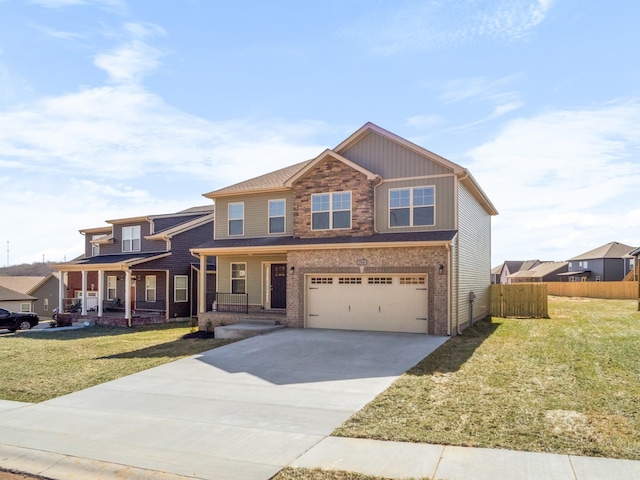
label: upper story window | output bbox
[389,186,435,227]
[122,226,141,252]
[228,202,244,236]
[91,235,102,256]
[311,192,351,230]
[269,199,286,234]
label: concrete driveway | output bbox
[0,329,447,480]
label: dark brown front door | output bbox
[270,264,287,309]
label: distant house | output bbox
[491,260,541,284]
[28,273,61,318]
[560,242,636,282]
[0,285,36,313]
[507,261,569,283]
[56,205,215,326]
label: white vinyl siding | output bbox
[122,226,141,252]
[174,275,188,302]
[456,182,491,328]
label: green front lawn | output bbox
[334,297,640,460]
[0,322,231,403]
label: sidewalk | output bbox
[291,436,640,480]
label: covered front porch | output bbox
[57,252,171,327]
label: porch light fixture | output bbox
[290,266,295,272]
[439,264,444,275]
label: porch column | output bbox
[199,254,207,314]
[124,270,132,327]
[97,271,104,317]
[58,271,65,314]
[81,270,88,315]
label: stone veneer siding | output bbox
[292,158,375,238]
[286,246,449,335]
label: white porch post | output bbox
[97,271,104,317]
[125,270,132,327]
[199,254,207,314]
[81,270,88,315]
[58,272,66,313]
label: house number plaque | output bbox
[356,259,368,266]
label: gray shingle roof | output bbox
[568,242,636,261]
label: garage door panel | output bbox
[306,275,428,334]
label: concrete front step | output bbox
[214,323,286,340]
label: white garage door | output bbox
[306,275,428,333]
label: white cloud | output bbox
[405,114,443,129]
[29,0,126,13]
[349,0,554,55]
[467,99,640,262]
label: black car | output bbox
[0,308,39,332]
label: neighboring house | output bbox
[56,205,216,325]
[0,285,36,313]
[28,273,61,318]
[560,241,636,282]
[491,260,541,284]
[507,261,569,283]
[192,122,498,335]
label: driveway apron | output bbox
[0,329,447,480]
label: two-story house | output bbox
[56,205,215,326]
[193,123,498,335]
[560,241,636,282]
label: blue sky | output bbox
[1,0,638,266]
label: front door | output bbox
[270,264,287,309]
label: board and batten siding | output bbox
[456,182,491,329]
[214,192,295,240]
[341,131,453,178]
[376,175,456,233]
[216,254,287,306]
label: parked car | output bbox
[0,308,39,332]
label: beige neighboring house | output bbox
[507,261,569,283]
[0,284,36,313]
[192,122,498,336]
[491,260,541,284]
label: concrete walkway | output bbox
[0,329,448,480]
[2,328,638,480]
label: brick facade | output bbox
[291,157,375,238]
[286,246,449,335]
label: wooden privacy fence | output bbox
[546,281,638,299]
[490,284,548,318]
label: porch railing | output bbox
[134,300,166,313]
[211,292,249,314]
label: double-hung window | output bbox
[174,275,188,302]
[268,199,285,234]
[389,186,435,227]
[231,263,246,294]
[91,235,102,256]
[145,275,156,302]
[228,203,244,236]
[122,226,141,252]
[311,192,351,230]
[107,276,117,300]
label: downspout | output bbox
[446,243,451,336]
[372,176,383,233]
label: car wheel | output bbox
[18,320,32,331]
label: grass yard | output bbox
[0,322,231,403]
[334,297,640,460]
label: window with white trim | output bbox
[91,234,102,256]
[174,275,188,302]
[231,263,246,294]
[44,298,49,311]
[228,203,244,236]
[389,186,435,227]
[268,199,286,234]
[145,275,156,302]
[107,276,117,300]
[20,303,31,312]
[122,226,141,252]
[311,192,351,230]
